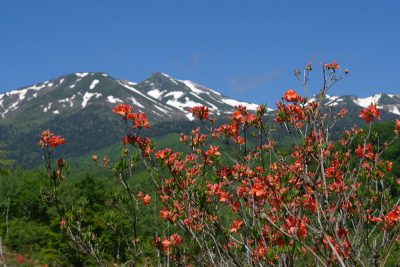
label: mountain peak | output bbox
[143,72,180,86]
[0,71,268,124]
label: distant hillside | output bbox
[0,72,399,167]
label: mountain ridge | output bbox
[1,72,399,123]
[0,71,265,124]
[0,71,399,168]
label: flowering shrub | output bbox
[40,61,400,266]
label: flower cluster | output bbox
[283,89,302,102]
[394,119,400,134]
[324,60,341,71]
[154,233,183,253]
[112,103,133,118]
[38,130,66,148]
[189,105,209,120]
[359,104,381,123]
[112,103,150,128]
[371,206,400,229]
[137,191,151,205]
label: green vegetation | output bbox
[0,120,399,265]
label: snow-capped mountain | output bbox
[0,72,264,125]
[0,71,399,168]
[322,93,400,115]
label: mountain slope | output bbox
[0,72,399,168]
[0,72,265,127]
[0,72,265,167]
[312,93,400,115]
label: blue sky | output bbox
[1,0,399,105]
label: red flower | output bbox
[112,103,134,118]
[324,60,341,71]
[132,136,154,157]
[395,119,400,134]
[283,89,301,102]
[387,161,393,172]
[252,182,266,197]
[39,130,66,148]
[359,104,381,123]
[121,134,136,145]
[356,144,375,159]
[155,148,172,160]
[169,233,183,246]
[160,208,172,221]
[49,135,66,147]
[137,191,151,205]
[161,238,172,252]
[385,206,400,224]
[285,216,308,239]
[15,255,25,264]
[160,234,183,253]
[127,112,150,128]
[190,106,209,120]
[230,219,244,233]
[205,145,221,157]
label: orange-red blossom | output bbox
[371,205,400,229]
[137,191,151,205]
[39,130,66,148]
[324,60,341,71]
[113,103,150,128]
[395,119,400,134]
[112,103,134,118]
[190,105,209,120]
[283,89,302,102]
[230,219,244,233]
[359,104,381,123]
[156,233,183,253]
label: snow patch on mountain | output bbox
[82,92,102,108]
[44,102,52,113]
[128,97,144,108]
[325,95,345,107]
[166,97,202,113]
[70,78,83,88]
[221,98,259,111]
[107,95,123,104]
[90,79,99,90]
[179,80,204,94]
[58,95,76,107]
[75,73,89,78]
[391,106,400,115]
[148,89,165,99]
[354,94,382,108]
[165,91,184,99]
[118,81,160,105]
[186,113,195,121]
